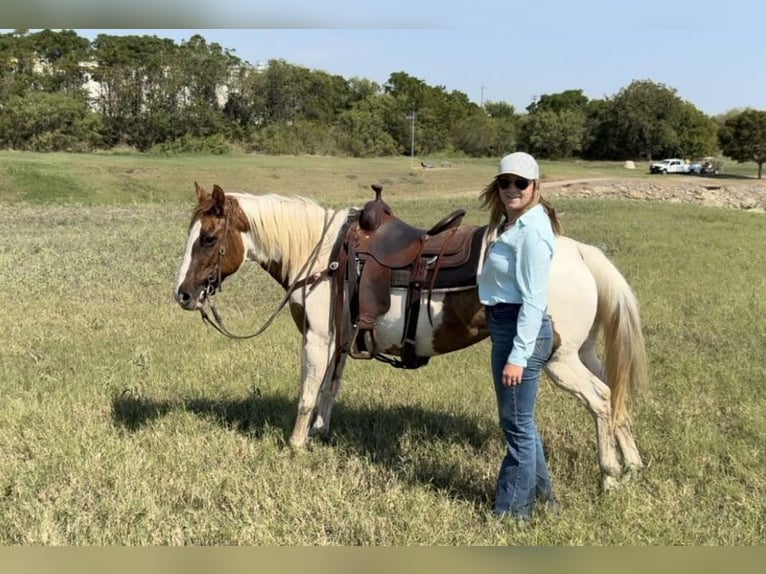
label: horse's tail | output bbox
[577,241,648,426]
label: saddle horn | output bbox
[359,183,394,232]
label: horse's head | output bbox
[174,182,249,310]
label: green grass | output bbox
[1,151,762,207]
[0,153,764,544]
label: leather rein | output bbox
[198,208,347,340]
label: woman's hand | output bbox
[502,363,525,387]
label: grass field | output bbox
[0,150,761,206]
[0,152,764,545]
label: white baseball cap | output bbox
[498,152,539,180]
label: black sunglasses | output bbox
[497,177,531,191]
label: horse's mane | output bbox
[231,192,345,283]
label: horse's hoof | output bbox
[309,426,332,443]
[602,474,622,491]
[288,436,308,451]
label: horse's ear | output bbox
[212,184,226,215]
[194,181,208,203]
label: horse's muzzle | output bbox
[175,287,205,310]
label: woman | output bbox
[477,151,562,520]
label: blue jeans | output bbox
[486,303,554,519]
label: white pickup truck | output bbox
[649,158,689,174]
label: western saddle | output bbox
[335,184,485,369]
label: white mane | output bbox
[231,193,349,283]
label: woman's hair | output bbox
[478,176,562,235]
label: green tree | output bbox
[228,59,363,149]
[610,80,683,160]
[675,101,718,159]
[526,89,588,114]
[519,108,586,159]
[302,70,352,124]
[90,33,180,148]
[452,109,517,157]
[336,95,400,157]
[383,71,478,155]
[383,72,432,154]
[583,80,717,160]
[174,34,240,138]
[27,29,91,94]
[347,77,381,103]
[222,64,265,133]
[243,59,314,125]
[581,98,612,159]
[719,109,766,178]
[0,91,102,150]
[512,89,590,159]
[0,30,35,101]
[484,101,516,121]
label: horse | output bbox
[174,182,648,490]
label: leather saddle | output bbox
[337,184,485,369]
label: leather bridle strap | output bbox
[199,267,328,340]
[199,209,342,340]
[205,207,232,298]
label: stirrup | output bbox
[348,324,375,359]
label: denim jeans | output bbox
[486,303,554,519]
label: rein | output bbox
[199,208,343,340]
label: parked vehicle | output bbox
[688,157,724,175]
[650,158,689,174]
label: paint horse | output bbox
[174,183,648,490]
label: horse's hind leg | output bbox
[579,323,606,381]
[311,351,348,440]
[544,352,623,491]
[615,419,643,472]
[289,331,334,449]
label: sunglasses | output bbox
[497,177,531,191]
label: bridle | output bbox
[204,204,231,299]
[197,206,347,340]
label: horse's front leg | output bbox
[289,329,335,449]
[311,351,348,440]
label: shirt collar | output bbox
[514,203,545,227]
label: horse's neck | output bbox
[235,193,350,285]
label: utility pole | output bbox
[480,85,485,107]
[407,110,416,168]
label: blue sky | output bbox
[12,0,766,116]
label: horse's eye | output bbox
[200,234,217,247]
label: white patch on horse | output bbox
[375,289,446,356]
[175,220,201,297]
[239,230,256,268]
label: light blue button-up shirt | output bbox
[478,204,555,367]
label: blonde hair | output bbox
[478,176,562,235]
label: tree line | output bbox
[1,29,765,177]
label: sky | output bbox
[9,0,766,116]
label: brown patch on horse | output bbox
[191,183,249,231]
[260,260,289,290]
[432,290,489,354]
[434,291,562,357]
[289,301,309,334]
